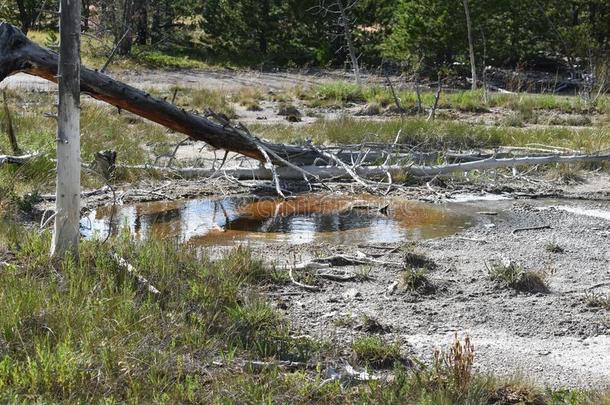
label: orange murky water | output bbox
[82,194,474,246]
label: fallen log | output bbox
[0,23,324,166]
[0,153,39,166]
[111,253,161,296]
[2,90,20,154]
[118,153,610,180]
[3,151,608,183]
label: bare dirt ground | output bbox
[266,175,610,389]
[1,68,359,92]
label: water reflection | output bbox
[82,194,473,246]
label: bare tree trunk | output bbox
[336,0,361,86]
[414,71,423,114]
[117,0,135,56]
[82,0,91,31]
[463,0,477,90]
[15,0,33,34]
[2,91,20,155]
[151,5,161,43]
[427,76,442,121]
[259,0,270,54]
[51,0,81,258]
[135,0,149,45]
[118,153,610,180]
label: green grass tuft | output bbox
[297,82,610,115]
[401,267,436,294]
[488,261,549,293]
[584,292,610,310]
[0,227,317,402]
[351,336,402,368]
[545,242,565,253]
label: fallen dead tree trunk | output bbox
[4,150,608,183]
[121,153,610,180]
[111,253,161,296]
[0,153,39,166]
[0,23,324,166]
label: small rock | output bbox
[355,317,390,334]
[356,103,382,116]
[343,288,361,300]
[387,281,399,295]
[211,223,225,232]
[278,105,301,117]
[538,351,551,356]
[286,115,301,123]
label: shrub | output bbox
[433,335,475,394]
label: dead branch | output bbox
[427,76,442,121]
[2,91,20,154]
[0,152,39,166]
[512,225,551,235]
[256,142,286,198]
[38,185,111,201]
[111,253,161,296]
[308,143,376,192]
[317,271,357,282]
[292,252,401,269]
[100,27,131,73]
[384,72,404,113]
[288,266,321,292]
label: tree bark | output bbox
[135,0,149,46]
[0,23,325,166]
[117,0,134,56]
[51,0,82,258]
[2,91,20,154]
[462,0,477,90]
[82,0,91,31]
[15,0,33,34]
[258,0,270,54]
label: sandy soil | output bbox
[0,68,361,92]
